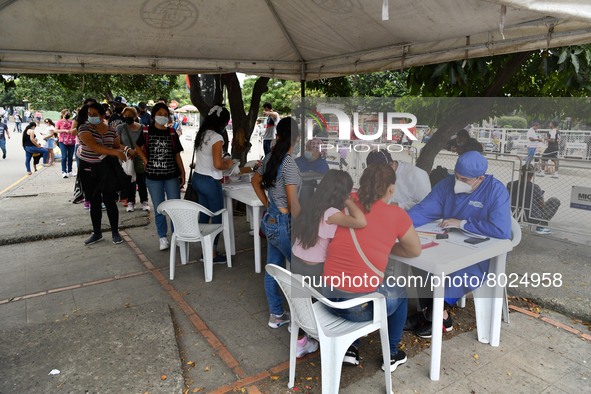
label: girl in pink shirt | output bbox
[290,169,367,358]
[291,169,366,280]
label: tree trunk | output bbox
[415,52,533,173]
[223,73,269,164]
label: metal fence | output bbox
[471,127,591,160]
[327,143,591,237]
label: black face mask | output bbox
[114,106,123,114]
[105,115,111,120]
[64,114,71,120]
[124,117,134,125]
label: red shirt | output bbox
[323,199,412,293]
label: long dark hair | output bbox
[22,122,36,147]
[293,170,354,249]
[75,105,90,130]
[262,117,298,189]
[357,163,396,212]
[194,105,230,150]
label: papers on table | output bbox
[222,179,253,190]
[416,221,488,239]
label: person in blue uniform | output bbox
[406,151,512,338]
[294,138,330,174]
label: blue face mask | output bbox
[88,116,101,125]
[304,151,314,160]
[155,116,169,126]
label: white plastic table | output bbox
[389,225,513,381]
[222,180,264,273]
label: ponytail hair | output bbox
[357,163,396,212]
[293,170,353,249]
[262,117,298,189]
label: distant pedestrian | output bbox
[262,102,279,156]
[14,113,23,133]
[0,121,10,159]
[42,118,57,165]
[22,122,48,175]
[56,109,75,178]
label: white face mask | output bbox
[304,151,313,160]
[454,178,474,194]
[155,116,169,126]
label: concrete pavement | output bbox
[0,160,589,393]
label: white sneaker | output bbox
[159,237,170,251]
[68,171,76,177]
[551,172,559,178]
[126,203,135,212]
[141,201,151,211]
[536,171,545,177]
[62,172,68,178]
[296,336,319,358]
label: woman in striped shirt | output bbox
[251,117,301,329]
[78,102,127,246]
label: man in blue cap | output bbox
[406,151,512,338]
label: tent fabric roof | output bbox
[1,0,591,80]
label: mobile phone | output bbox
[464,237,490,245]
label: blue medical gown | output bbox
[407,174,512,304]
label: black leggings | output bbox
[79,160,119,236]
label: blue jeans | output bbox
[192,173,224,247]
[525,147,536,167]
[146,177,181,238]
[325,284,407,357]
[24,146,48,172]
[59,143,76,173]
[261,211,292,316]
[0,139,5,158]
[263,139,272,156]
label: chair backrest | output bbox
[510,216,522,247]
[157,199,208,240]
[265,265,320,338]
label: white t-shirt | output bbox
[389,161,431,210]
[195,129,224,180]
[526,127,540,148]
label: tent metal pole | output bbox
[300,78,306,156]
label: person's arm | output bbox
[460,182,512,239]
[211,141,233,170]
[251,172,269,208]
[29,130,42,148]
[407,180,447,227]
[4,127,9,139]
[391,225,421,257]
[326,199,366,228]
[78,130,126,161]
[286,184,301,218]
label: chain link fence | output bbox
[327,143,591,236]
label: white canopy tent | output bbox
[1,0,591,80]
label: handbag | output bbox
[184,143,199,203]
[122,125,145,175]
[121,151,136,182]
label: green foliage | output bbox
[241,76,325,115]
[408,45,591,97]
[1,74,181,110]
[495,115,527,129]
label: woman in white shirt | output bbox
[192,105,234,263]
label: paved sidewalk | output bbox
[0,164,589,393]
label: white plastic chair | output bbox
[157,199,232,282]
[265,265,393,394]
[460,217,522,322]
